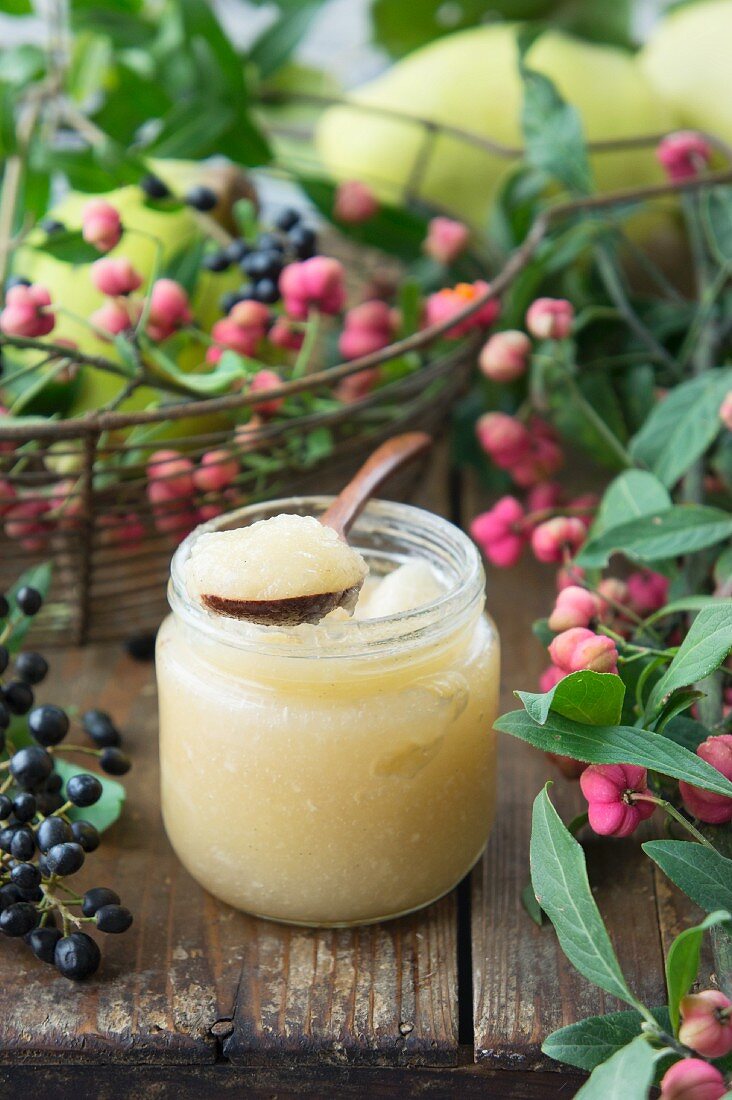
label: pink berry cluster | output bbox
[658,988,732,1099]
[477,297,574,387]
[470,482,594,569]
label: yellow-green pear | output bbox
[316,25,675,228]
[641,0,732,144]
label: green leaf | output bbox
[665,910,731,1032]
[575,506,732,568]
[496,710,732,798]
[146,347,250,395]
[530,787,640,1008]
[250,1,325,79]
[592,470,671,537]
[3,562,52,653]
[630,370,732,488]
[30,229,100,265]
[53,758,126,834]
[646,603,732,716]
[642,841,732,916]
[517,670,625,727]
[643,595,727,627]
[574,1035,659,1100]
[543,1007,671,1073]
[518,32,592,196]
[521,881,544,925]
[371,0,556,57]
[662,716,710,752]
[146,97,234,159]
[0,44,46,86]
[0,0,33,14]
[161,238,205,294]
[714,545,732,589]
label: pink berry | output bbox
[81,200,122,252]
[333,180,378,224]
[531,516,586,563]
[479,330,531,383]
[339,299,395,360]
[423,216,470,265]
[526,481,563,514]
[720,392,732,432]
[335,367,380,404]
[660,1058,726,1100]
[90,300,136,338]
[475,413,531,466]
[539,664,565,692]
[4,497,51,552]
[147,449,196,498]
[626,570,669,616]
[580,763,655,837]
[556,564,587,592]
[248,369,283,417]
[146,279,192,341]
[679,735,732,825]
[526,297,574,341]
[549,626,618,673]
[548,585,600,631]
[268,317,304,351]
[679,991,732,1059]
[91,257,143,297]
[193,449,239,493]
[657,132,713,182]
[99,512,145,548]
[424,281,500,339]
[0,284,55,338]
[470,496,526,568]
[280,257,346,320]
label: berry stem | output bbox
[633,794,718,850]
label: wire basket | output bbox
[0,327,482,646]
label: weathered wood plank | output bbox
[0,1063,585,1099]
[224,897,458,1066]
[0,646,247,1064]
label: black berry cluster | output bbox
[0,586,133,980]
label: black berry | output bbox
[224,239,250,264]
[36,791,64,815]
[242,250,282,281]
[4,276,30,291]
[95,904,133,934]
[10,825,36,860]
[36,815,72,852]
[28,703,69,746]
[251,279,279,304]
[288,224,316,259]
[27,926,62,964]
[202,250,230,273]
[71,820,100,852]
[140,173,171,200]
[54,932,100,980]
[184,185,217,212]
[11,862,41,891]
[0,824,20,852]
[10,745,53,789]
[274,207,300,231]
[0,700,9,730]
[100,747,131,775]
[45,772,63,794]
[4,681,34,715]
[82,709,120,748]
[15,586,43,616]
[0,902,38,937]
[11,792,36,823]
[39,218,65,235]
[124,630,157,662]
[0,644,8,674]
[66,773,102,807]
[0,794,11,819]
[15,651,48,685]
[0,883,23,910]
[82,887,121,917]
[45,841,85,877]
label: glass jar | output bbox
[156,497,499,927]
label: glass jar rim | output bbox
[168,496,485,660]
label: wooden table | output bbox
[0,469,710,1098]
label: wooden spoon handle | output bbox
[320,432,433,539]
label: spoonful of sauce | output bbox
[184,431,432,627]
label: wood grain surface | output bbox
[0,462,715,1096]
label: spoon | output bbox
[201,431,433,626]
